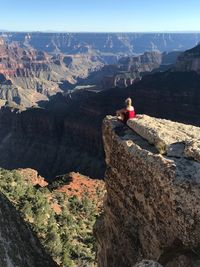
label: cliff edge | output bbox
[95,115,200,267]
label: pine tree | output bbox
[45,223,63,259]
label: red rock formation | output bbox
[16,168,104,215]
[55,172,105,201]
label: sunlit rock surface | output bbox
[127,115,200,162]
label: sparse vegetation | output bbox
[0,168,104,266]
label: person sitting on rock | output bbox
[116,97,135,123]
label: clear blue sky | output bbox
[1,0,200,32]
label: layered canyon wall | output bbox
[0,37,103,107]
[95,115,200,267]
[3,32,200,54]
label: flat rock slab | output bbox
[127,115,200,162]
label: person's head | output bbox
[125,97,132,107]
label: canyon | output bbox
[0,32,200,266]
[0,36,104,107]
[0,33,184,107]
[1,67,199,180]
[0,42,200,179]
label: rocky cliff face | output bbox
[118,51,163,72]
[175,44,200,73]
[100,51,180,89]
[0,104,105,180]
[82,51,167,90]
[0,192,57,267]
[129,71,200,125]
[95,115,200,267]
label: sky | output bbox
[1,0,200,32]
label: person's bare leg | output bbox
[117,112,124,122]
[120,112,125,121]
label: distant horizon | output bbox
[1,30,200,34]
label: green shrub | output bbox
[0,168,102,266]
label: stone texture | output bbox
[95,116,200,267]
[127,115,200,162]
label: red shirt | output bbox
[124,109,135,123]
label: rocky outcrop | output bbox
[118,51,162,73]
[175,44,200,73]
[95,115,200,267]
[127,115,200,160]
[0,192,57,267]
